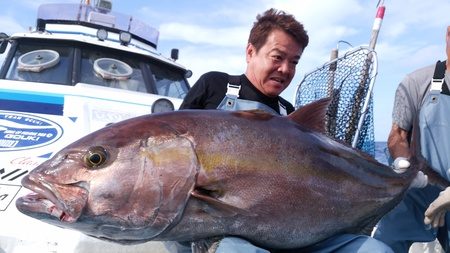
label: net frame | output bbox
[294,46,378,156]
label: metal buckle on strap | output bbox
[226,84,241,98]
[430,78,444,93]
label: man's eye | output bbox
[272,55,282,61]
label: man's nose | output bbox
[278,61,294,74]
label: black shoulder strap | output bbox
[433,60,446,79]
[228,75,241,85]
[433,60,449,95]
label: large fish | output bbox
[15,98,446,252]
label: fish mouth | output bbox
[16,176,88,223]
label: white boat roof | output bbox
[37,3,159,48]
[8,3,186,70]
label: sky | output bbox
[0,0,449,141]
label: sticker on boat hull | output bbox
[0,112,63,151]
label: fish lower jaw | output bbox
[45,201,76,223]
[48,203,64,219]
[20,194,77,223]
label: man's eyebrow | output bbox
[270,48,301,59]
[270,48,300,58]
[270,49,285,54]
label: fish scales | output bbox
[16,99,431,251]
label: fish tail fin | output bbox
[409,113,449,190]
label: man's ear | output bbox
[246,43,255,63]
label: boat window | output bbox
[17,50,60,72]
[0,42,10,70]
[6,44,72,85]
[80,49,147,92]
[149,62,189,99]
[93,58,132,80]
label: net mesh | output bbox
[294,47,376,156]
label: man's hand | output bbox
[424,187,450,228]
[393,157,410,173]
[392,157,428,188]
[411,171,428,188]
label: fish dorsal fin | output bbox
[287,97,332,133]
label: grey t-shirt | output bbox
[392,63,450,131]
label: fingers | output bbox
[410,171,428,188]
[437,211,446,227]
[424,202,439,225]
[424,209,445,228]
[430,211,446,228]
[424,215,432,226]
[424,187,450,228]
[392,157,410,173]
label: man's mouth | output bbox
[270,77,285,84]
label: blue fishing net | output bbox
[294,47,376,156]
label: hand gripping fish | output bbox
[15,98,448,252]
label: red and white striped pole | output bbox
[369,1,385,50]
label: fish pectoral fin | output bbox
[191,189,253,217]
[191,237,222,253]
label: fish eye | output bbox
[84,146,108,168]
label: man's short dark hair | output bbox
[248,8,309,52]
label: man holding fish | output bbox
[178,7,394,253]
[373,26,450,252]
[17,6,420,253]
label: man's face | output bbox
[245,29,303,97]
